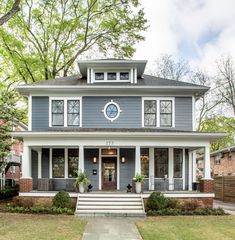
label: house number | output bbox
[106,140,114,146]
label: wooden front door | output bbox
[102,157,117,190]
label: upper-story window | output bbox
[50,97,81,127]
[142,98,175,128]
[93,71,130,82]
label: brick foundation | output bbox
[200,179,214,193]
[131,180,144,193]
[19,178,33,192]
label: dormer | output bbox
[78,59,147,84]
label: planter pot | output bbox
[79,183,85,193]
[135,182,142,193]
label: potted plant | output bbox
[74,171,89,193]
[133,173,145,193]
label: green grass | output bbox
[0,213,86,240]
[136,216,235,240]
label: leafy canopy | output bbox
[0,0,147,83]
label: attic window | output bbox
[95,72,104,80]
[120,72,129,80]
[107,72,117,80]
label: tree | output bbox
[0,0,147,83]
[200,116,235,151]
[216,55,235,116]
[0,0,21,26]
[190,70,222,131]
[152,54,189,81]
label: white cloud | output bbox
[134,0,235,75]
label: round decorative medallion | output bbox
[102,100,122,122]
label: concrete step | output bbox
[78,201,142,206]
[77,205,143,210]
[78,197,141,201]
[78,194,141,198]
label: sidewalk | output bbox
[214,200,235,215]
[82,217,143,240]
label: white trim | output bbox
[98,148,102,190]
[142,97,175,128]
[192,96,196,131]
[168,148,174,190]
[149,147,155,190]
[182,148,186,190]
[19,192,78,198]
[203,145,212,179]
[49,148,52,178]
[117,148,120,190]
[102,100,122,122]
[28,95,32,131]
[188,151,193,191]
[37,149,42,178]
[79,146,84,172]
[135,146,141,175]
[49,97,82,127]
[142,193,215,198]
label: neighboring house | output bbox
[11,59,226,210]
[0,121,27,188]
[197,146,235,178]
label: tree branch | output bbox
[0,0,21,25]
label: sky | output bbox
[134,0,235,75]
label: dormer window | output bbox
[92,70,131,83]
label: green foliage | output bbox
[0,0,148,83]
[4,205,74,215]
[133,173,145,183]
[147,207,227,216]
[146,192,178,211]
[200,116,235,151]
[0,185,19,199]
[74,171,89,187]
[52,191,72,208]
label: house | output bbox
[11,59,226,214]
[197,146,235,177]
[0,121,27,189]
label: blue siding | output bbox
[120,148,135,190]
[32,96,49,130]
[175,97,192,131]
[82,97,142,128]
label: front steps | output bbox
[75,193,146,217]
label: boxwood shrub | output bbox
[52,191,72,208]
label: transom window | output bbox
[50,97,81,127]
[143,98,175,128]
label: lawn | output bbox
[136,216,235,240]
[0,213,86,240]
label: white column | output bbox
[79,145,84,172]
[98,148,102,190]
[203,145,211,179]
[149,147,155,190]
[192,150,197,183]
[188,151,193,191]
[117,148,120,190]
[135,146,141,175]
[49,148,52,178]
[182,148,186,190]
[21,145,31,178]
[37,149,42,179]
[64,148,68,178]
[168,148,174,190]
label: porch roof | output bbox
[11,128,227,142]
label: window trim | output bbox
[142,97,175,128]
[49,97,82,127]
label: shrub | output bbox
[146,192,178,211]
[52,191,72,208]
[0,185,19,200]
[179,200,199,211]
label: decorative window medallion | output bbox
[102,100,122,122]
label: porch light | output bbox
[121,156,126,163]
[92,157,97,164]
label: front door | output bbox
[102,157,117,190]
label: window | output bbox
[142,98,174,128]
[68,149,79,178]
[50,98,81,127]
[67,100,80,126]
[174,148,183,178]
[52,149,65,178]
[215,155,221,165]
[95,72,104,80]
[160,100,172,127]
[141,148,149,177]
[107,72,117,80]
[154,148,168,178]
[120,72,129,80]
[144,100,156,126]
[52,100,64,126]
